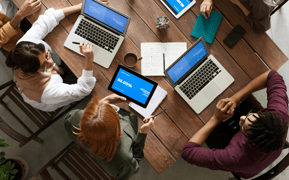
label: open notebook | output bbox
[129,86,167,117]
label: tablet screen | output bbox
[108,65,158,108]
[162,0,194,15]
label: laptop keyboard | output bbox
[75,19,119,53]
[180,59,221,100]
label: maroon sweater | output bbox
[181,70,289,178]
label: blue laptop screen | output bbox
[111,68,155,105]
[167,40,207,83]
[163,0,193,15]
[84,0,128,33]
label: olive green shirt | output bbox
[64,108,147,180]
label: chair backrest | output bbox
[0,81,80,147]
[232,140,289,180]
[35,142,116,180]
[270,0,288,16]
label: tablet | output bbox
[160,0,196,19]
[108,65,158,108]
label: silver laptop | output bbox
[164,37,234,114]
[64,0,131,69]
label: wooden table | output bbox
[13,0,288,174]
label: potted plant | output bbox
[0,139,28,180]
[156,16,170,30]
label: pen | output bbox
[153,109,166,118]
[72,41,93,47]
[163,53,165,73]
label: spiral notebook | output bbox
[129,86,167,117]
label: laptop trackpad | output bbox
[203,82,221,101]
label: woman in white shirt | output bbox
[5,4,97,112]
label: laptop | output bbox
[164,37,234,114]
[64,0,131,69]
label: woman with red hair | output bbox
[64,94,155,180]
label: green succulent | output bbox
[156,16,170,30]
[0,139,19,180]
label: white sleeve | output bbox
[18,8,65,42]
[41,70,97,105]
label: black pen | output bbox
[153,109,166,118]
[72,41,93,47]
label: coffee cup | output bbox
[124,53,142,67]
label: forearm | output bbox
[236,1,250,16]
[9,12,24,29]
[231,70,271,105]
[62,3,82,17]
[84,58,93,71]
[189,117,219,146]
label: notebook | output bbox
[190,11,223,44]
[129,86,167,117]
[141,42,187,76]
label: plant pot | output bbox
[6,157,29,180]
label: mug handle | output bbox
[137,57,143,61]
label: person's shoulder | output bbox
[64,109,84,127]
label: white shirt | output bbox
[17,8,96,112]
[0,0,18,19]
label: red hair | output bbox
[74,96,121,162]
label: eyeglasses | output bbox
[240,109,257,132]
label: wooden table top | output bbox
[13,0,288,174]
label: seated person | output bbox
[64,94,155,180]
[0,0,41,54]
[200,0,274,33]
[182,70,289,179]
[5,4,96,111]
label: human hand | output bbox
[100,94,128,104]
[227,96,237,114]
[200,0,213,19]
[79,42,94,62]
[212,98,235,123]
[140,116,155,134]
[18,0,41,18]
[100,0,109,5]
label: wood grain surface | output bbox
[12,0,288,174]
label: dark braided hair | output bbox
[5,41,46,73]
[245,111,288,153]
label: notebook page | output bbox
[129,86,167,118]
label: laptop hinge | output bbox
[84,16,123,36]
[176,56,209,86]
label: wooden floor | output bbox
[12,0,288,175]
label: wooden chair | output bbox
[230,140,289,180]
[271,0,288,16]
[0,80,82,147]
[34,142,116,180]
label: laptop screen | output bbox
[84,0,128,33]
[167,40,207,83]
